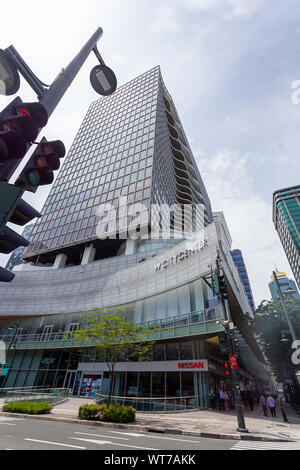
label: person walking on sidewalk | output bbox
[209,389,216,410]
[267,394,277,418]
[219,388,225,412]
[260,394,268,417]
[278,394,289,423]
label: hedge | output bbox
[78,403,136,423]
[2,401,53,415]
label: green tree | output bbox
[252,297,300,400]
[74,307,158,406]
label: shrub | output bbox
[78,403,136,423]
[78,404,103,420]
[2,401,52,415]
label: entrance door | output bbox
[64,371,76,391]
[80,374,102,398]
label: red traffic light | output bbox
[224,362,230,375]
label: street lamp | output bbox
[0,49,20,96]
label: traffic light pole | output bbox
[223,319,248,433]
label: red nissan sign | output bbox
[178,362,205,369]
[229,354,238,369]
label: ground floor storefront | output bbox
[1,336,267,409]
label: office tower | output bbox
[0,67,270,402]
[273,185,300,290]
[231,249,255,313]
[269,268,300,301]
[23,65,213,267]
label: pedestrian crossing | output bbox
[231,441,300,450]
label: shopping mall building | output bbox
[0,66,271,406]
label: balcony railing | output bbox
[0,306,224,350]
[1,387,69,405]
[95,393,200,413]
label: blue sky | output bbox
[0,0,299,304]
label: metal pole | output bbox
[225,323,248,433]
[273,271,298,342]
[39,27,103,118]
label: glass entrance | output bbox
[80,374,102,398]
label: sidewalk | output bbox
[2,397,300,442]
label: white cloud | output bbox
[149,5,180,34]
[195,147,295,304]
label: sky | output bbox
[0,0,299,305]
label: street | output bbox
[0,416,300,451]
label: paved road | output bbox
[0,416,300,452]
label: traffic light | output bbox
[15,137,65,193]
[224,361,230,376]
[218,331,230,354]
[0,97,48,182]
[218,273,228,300]
[0,182,41,282]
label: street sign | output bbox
[229,354,238,369]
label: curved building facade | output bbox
[0,67,271,404]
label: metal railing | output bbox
[0,306,224,348]
[94,393,200,413]
[2,387,69,405]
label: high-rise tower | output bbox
[273,185,300,290]
[23,66,212,267]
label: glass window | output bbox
[181,373,194,397]
[178,285,191,314]
[138,372,151,397]
[166,343,180,361]
[152,372,165,397]
[125,372,138,396]
[166,372,180,397]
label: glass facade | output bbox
[231,249,255,313]
[23,65,212,264]
[273,186,300,290]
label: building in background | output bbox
[0,66,271,403]
[231,249,255,313]
[5,224,34,272]
[269,268,300,301]
[273,185,300,290]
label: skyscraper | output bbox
[0,67,270,401]
[273,185,300,290]
[23,66,212,267]
[269,268,300,301]
[231,249,255,313]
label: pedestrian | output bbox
[259,394,268,417]
[219,388,225,412]
[227,391,233,411]
[248,391,254,411]
[209,388,216,410]
[267,394,277,418]
[278,394,289,423]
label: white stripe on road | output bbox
[24,439,86,449]
[70,437,157,450]
[231,441,300,451]
[74,432,129,440]
[108,430,200,443]
[0,423,16,426]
